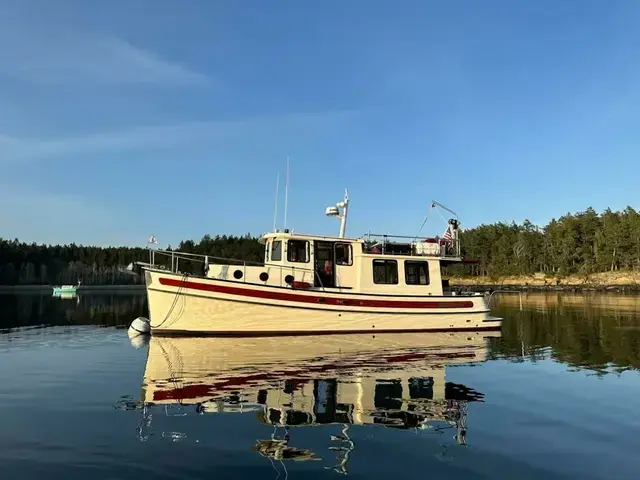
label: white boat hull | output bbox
[144,269,500,335]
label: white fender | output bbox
[128,316,151,336]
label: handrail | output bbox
[151,248,264,266]
[146,248,327,290]
[365,233,448,241]
[362,236,461,258]
[150,249,317,273]
[151,248,324,273]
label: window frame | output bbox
[335,242,353,266]
[404,260,430,285]
[372,259,398,285]
[271,240,282,261]
[287,239,310,263]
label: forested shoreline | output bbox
[453,206,640,280]
[0,235,263,285]
[1,206,639,285]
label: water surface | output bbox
[1,292,639,479]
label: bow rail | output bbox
[133,248,325,288]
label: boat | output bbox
[136,191,501,336]
[128,331,498,465]
[52,280,81,296]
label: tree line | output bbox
[451,206,640,279]
[1,205,639,285]
[0,234,263,285]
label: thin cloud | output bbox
[0,109,360,163]
[0,28,211,87]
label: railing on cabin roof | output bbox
[363,233,461,258]
[149,248,263,267]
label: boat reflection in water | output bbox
[135,331,499,472]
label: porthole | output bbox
[233,270,243,279]
[259,272,269,282]
[284,275,294,284]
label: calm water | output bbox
[1,292,640,479]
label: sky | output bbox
[1,0,640,247]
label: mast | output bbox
[284,156,290,230]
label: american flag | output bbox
[442,227,453,242]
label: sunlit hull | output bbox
[144,269,501,336]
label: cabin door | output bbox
[314,241,335,288]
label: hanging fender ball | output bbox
[128,317,151,335]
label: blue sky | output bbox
[1,0,640,247]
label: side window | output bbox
[271,240,282,261]
[287,240,309,263]
[372,259,398,284]
[405,260,430,285]
[335,243,352,266]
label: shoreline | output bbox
[455,284,640,293]
[451,272,640,293]
[2,280,638,294]
[0,285,145,293]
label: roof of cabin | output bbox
[258,231,365,245]
[258,231,468,262]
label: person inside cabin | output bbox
[324,259,333,275]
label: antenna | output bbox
[325,189,350,238]
[283,155,290,230]
[273,172,280,231]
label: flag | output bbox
[148,235,158,245]
[442,227,453,243]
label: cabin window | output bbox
[287,240,309,263]
[405,260,430,285]
[335,243,352,266]
[372,259,398,284]
[271,240,282,261]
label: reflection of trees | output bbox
[0,293,147,331]
[490,304,640,374]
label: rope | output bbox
[155,337,186,406]
[150,272,190,329]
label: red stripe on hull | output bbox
[157,277,475,309]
